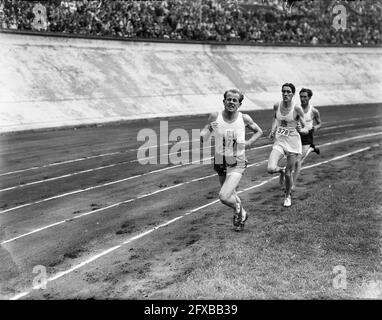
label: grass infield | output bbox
[153,146,382,299]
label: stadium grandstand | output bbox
[0,0,381,45]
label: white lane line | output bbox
[0,120,382,195]
[0,140,238,192]
[317,132,382,148]
[0,160,133,193]
[0,138,207,178]
[0,151,125,177]
[1,128,380,216]
[0,173,147,215]
[9,243,123,300]
[318,126,382,140]
[0,143,270,215]
[328,115,382,123]
[3,121,381,193]
[1,130,380,215]
[0,143,216,192]
[4,121,380,195]
[302,144,378,169]
[1,159,268,244]
[2,115,381,177]
[321,119,382,131]
[2,130,378,242]
[9,144,377,300]
[0,142,185,177]
[321,124,363,130]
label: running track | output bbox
[0,103,381,299]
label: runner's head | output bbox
[281,83,295,103]
[224,89,244,103]
[299,88,313,107]
[223,89,243,113]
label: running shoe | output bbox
[241,207,248,223]
[311,144,320,155]
[235,208,248,232]
[283,195,291,207]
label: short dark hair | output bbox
[299,88,313,98]
[224,89,244,103]
[281,83,296,94]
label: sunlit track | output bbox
[1,115,380,177]
[8,143,378,301]
[1,118,382,195]
[1,102,381,301]
[1,126,381,215]
[0,143,176,177]
[0,143,270,214]
[325,115,381,123]
[0,145,212,193]
[1,159,268,244]
[321,120,382,131]
[0,117,382,192]
[2,132,381,244]
[0,142,272,193]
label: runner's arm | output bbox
[269,103,278,139]
[295,105,308,133]
[200,112,218,143]
[312,108,322,133]
[297,118,309,134]
[243,114,263,148]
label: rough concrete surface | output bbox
[1,33,381,132]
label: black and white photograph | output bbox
[0,0,381,305]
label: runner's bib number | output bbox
[276,127,291,136]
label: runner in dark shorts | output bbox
[293,88,322,189]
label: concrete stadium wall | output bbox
[1,33,381,132]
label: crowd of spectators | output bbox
[0,0,381,45]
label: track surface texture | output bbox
[0,103,381,299]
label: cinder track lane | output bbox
[0,103,381,299]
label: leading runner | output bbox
[200,89,263,231]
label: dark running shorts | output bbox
[213,156,247,176]
[300,129,314,146]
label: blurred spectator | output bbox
[0,0,380,45]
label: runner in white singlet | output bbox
[267,83,307,207]
[292,88,322,189]
[200,89,263,231]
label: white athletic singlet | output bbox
[214,111,246,165]
[301,103,314,131]
[273,101,302,155]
